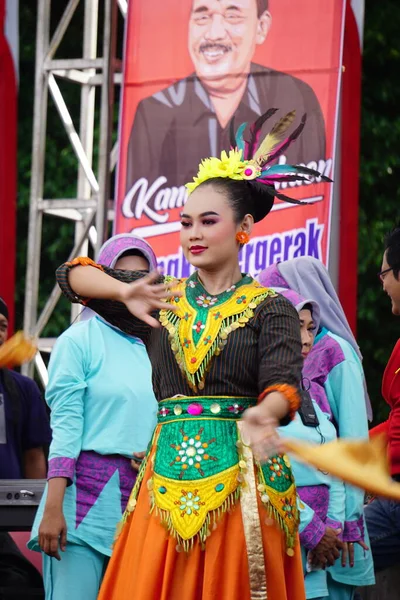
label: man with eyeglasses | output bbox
[364,227,400,571]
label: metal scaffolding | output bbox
[22,0,127,381]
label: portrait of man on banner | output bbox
[124,0,326,202]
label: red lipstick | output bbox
[189,246,207,255]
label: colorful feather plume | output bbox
[187,107,332,216]
[229,109,331,206]
[253,109,296,164]
[246,108,278,159]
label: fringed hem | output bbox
[160,289,274,392]
[151,487,242,553]
[256,460,299,555]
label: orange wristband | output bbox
[258,384,300,421]
[66,257,104,271]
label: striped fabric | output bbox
[56,263,303,403]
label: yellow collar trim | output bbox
[160,279,276,390]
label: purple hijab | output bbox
[258,257,372,420]
[97,233,157,271]
[275,287,321,332]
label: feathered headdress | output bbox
[186,109,331,222]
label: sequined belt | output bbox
[157,396,257,424]
[123,394,298,567]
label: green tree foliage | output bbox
[15,2,400,424]
[358,0,400,423]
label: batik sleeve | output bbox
[257,295,303,421]
[298,498,326,551]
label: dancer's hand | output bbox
[119,271,181,327]
[39,507,67,561]
[309,527,343,568]
[131,451,146,471]
[241,403,281,461]
[341,540,369,568]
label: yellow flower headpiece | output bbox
[185,109,332,211]
[185,149,261,194]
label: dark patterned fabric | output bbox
[56,262,303,403]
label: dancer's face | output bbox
[299,308,315,359]
[180,185,249,271]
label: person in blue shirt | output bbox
[278,288,345,599]
[28,234,159,600]
[0,296,51,480]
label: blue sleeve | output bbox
[324,341,368,540]
[46,334,87,483]
[326,475,346,535]
[20,379,52,450]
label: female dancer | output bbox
[28,234,158,600]
[55,112,329,600]
[259,258,375,599]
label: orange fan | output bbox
[0,331,37,368]
[284,434,400,501]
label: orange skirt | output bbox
[98,452,306,600]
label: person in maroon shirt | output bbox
[365,226,400,570]
[0,297,51,480]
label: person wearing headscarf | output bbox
[53,109,333,599]
[278,289,365,598]
[259,257,375,599]
[28,234,158,600]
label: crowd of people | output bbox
[2,109,400,600]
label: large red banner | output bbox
[115,0,346,279]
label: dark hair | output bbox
[301,303,313,316]
[257,0,269,17]
[384,227,400,280]
[198,177,274,223]
[0,297,8,321]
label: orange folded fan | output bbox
[0,331,37,368]
[284,434,400,501]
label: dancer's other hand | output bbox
[119,271,181,327]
